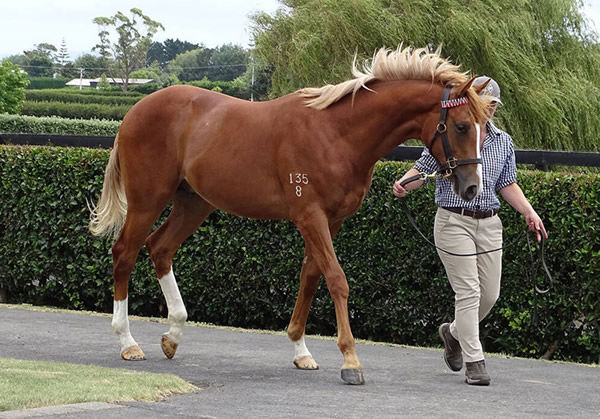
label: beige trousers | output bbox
[434,207,503,363]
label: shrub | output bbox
[0,60,29,114]
[25,90,142,106]
[20,101,130,120]
[0,114,120,136]
[0,145,598,364]
[26,77,70,89]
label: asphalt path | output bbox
[0,306,599,418]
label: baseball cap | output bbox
[473,76,503,105]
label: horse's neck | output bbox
[328,80,438,170]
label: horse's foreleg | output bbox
[296,215,363,385]
[146,190,214,359]
[288,221,343,370]
[112,210,160,360]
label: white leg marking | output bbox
[475,123,483,196]
[293,335,313,360]
[158,268,188,344]
[112,298,138,352]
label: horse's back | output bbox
[116,85,305,219]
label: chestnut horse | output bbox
[89,46,489,385]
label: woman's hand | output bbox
[525,210,548,242]
[393,180,408,198]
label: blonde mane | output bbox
[298,45,475,110]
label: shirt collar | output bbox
[483,120,500,148]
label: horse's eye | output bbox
[455,123,469,134]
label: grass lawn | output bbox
[0,357,197,412]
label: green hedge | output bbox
[0,114,120,136]
[0,145,598,364]
[185,79,250,99]
[26,77,71,90]
[20,101,130,120]
[25,90,142,106]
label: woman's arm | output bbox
[499,182,548,241]
[393,167,424,198]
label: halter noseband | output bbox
[429,85,482,178]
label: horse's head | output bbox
[422,79,490,201]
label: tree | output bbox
[207,43,248,81]
[72,54,108,78]
[166,47,214,81]
[18,43,58,77]
[0,60,29,114]
[55,39,71,76]
[250,0,600,151]
[166,44,248,82]
[92,8,164,90]
[147,38,201,68]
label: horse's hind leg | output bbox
[145,186,215,359]
[287,250,321,370]
[287,221,343,370]
[112,209,165,360]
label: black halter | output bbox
[429,85,482,178]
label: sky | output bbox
[0,0,282,59]
[1,0,600,60]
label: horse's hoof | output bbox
[121,345,145,361]
[341,368,365,385]
[293,356,319,370]
[161,334,178,359]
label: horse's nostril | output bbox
[465,185,478,201]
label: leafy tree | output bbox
[166,47,214,81]
[0,60,29,114]
[166,44,248,82]
[251,0,600,151]
[92,8,164,90]
[147,38,201,68]
[16,43,58,77]
[130,60,167,85]
[207,43,248,81]
[72,54,109,78]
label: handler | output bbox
[393,76,548,385]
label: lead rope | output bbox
[398,172,553,294]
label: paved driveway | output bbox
[0,306,598,418]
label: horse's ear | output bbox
[468,77,490,96]
[456,77,488,97]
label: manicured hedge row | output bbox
[0,114,120,136]
[0,145,598,364]
[25,90,142,106]
[127,80,251,99]
[20,101,130,120]
[26,77,71,89]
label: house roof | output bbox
[65,77,155,86]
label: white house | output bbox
[65,77,155,89]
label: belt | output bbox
[442,207,498,219]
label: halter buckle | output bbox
[441,168,453,179]
[436,123,447,134]
[447,157,457,169]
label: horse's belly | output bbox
[186,172,288,220]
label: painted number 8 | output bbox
[289,173,309,198]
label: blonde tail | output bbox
[89,135,127,239]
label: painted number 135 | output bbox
[289,173,309,197]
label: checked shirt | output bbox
[414,121,517,211]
